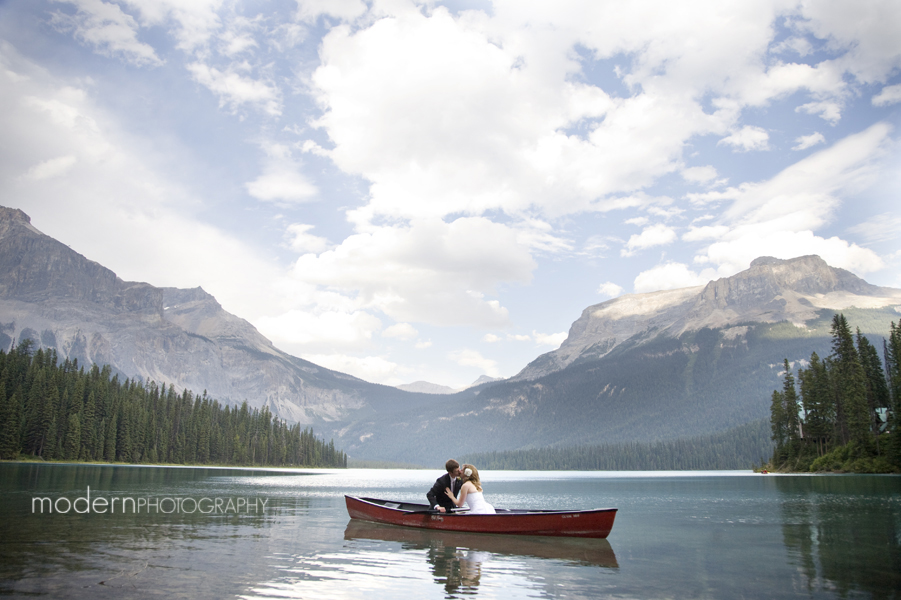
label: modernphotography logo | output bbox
[31,487,269,515]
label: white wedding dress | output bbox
[463,491,495,514]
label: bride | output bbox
[445,464,496,514]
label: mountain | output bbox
[5,205,900,467]
[0,207,432,425]
[321,256,901,464]
[515,255,900,381]
[395,381,459,394]
[395,375,503,395]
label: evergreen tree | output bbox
[104,413,118,462]
[886,323,901,466]
[829,314,870,448]
[0,384,21,460]
[64,412,81,460]
[81,391,98,460]
[782,359,802,453]
[770,389,786,458]
[798,352,833,456]
[856,328,890,436]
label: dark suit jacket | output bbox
[427,473,459,511]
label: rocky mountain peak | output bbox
[514,255,901,381]
[0,206,138,310]
[0,207,37,235]
[0,205,378,425]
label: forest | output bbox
[0,341,347,468]
[462,419,772,470]
[768,313,901,473]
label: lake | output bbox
[0,463,898,599]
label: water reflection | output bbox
[775,476,901,598]
[344,519,618,568]
[0,463,313,597]
[344,520,618,596]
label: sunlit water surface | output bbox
[1,464,898,599]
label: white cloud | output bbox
[704,228,884,276]
[247,142,318,203]
[289,217,534,327]
[313,3,750,226]
[633,262,714,293]
[796,101,842,125]
[508,334,531,342]
[301,353,399,383]
[792,132,826,151]
[383,322,418,341]
[218,16,260,57]
[448,349,500,378]
[295,0,367,23]
[255,309,382,351]
[286,224,329,253]
[718,126,769,152]
[621,223,677,256]
[19,155,77,181]
[482,334,500,343]
[533,330,567,347]
[682,225,730,242]
[648,205,682,219]
[849,213,901,243]
[414,340,432,349]
[873,84,901,106]
[682,165,718,184]
[796,2,901,86]
[51,0,163,67]
[771,36,813,57]
[722,123,892,229]
[597,281,624,297]
[187,62,281,115]
[246,167,317,203]
[514,219,574,254]
[120,0,223,53]
[692,124,892,276]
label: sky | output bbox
[1,0,900,389]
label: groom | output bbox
[427,459,462,513]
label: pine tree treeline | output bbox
[462,420,772,470]
[0,341,347,468]
[768,313,901,472]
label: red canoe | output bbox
[345,496,617,539]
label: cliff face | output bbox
[515,255,901,381]
[0,206,398,424]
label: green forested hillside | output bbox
[462,419,772,470]
[0,342,347,468]
[326,307,900,466]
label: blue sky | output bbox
[1,0,900,388]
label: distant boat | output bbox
[345,496,617,538]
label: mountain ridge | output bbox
[0,206,432,425]
[514,255,901,381]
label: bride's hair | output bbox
[461,464,482,492]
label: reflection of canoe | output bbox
[344,519,619,568]
[345,496,617,538]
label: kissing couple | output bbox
[427,459,496,514]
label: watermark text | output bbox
[32,487,269,515]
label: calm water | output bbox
[0,464,898,599]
